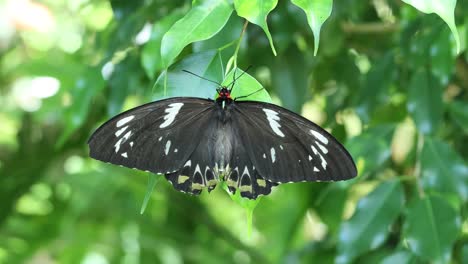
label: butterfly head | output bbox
[217,87,232,100]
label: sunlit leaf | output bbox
[193,14,244,53]
[222,68,272,102]
[336,180,404,263]
[403,195,461,263]
[421,137,468,202]
[407,70,443,135]
[291,0,333,56]
[153,50,225,99]
[234,0,278,55]
[401,0,460,53]
[160,0,233,67]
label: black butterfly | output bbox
[88,70,357,199]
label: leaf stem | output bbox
[233,20,249,69]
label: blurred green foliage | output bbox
[0,0,467,263]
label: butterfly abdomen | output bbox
[213,118,234,172]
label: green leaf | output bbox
[462,244,468,264]
[153,50,225,99]
[407,70,443,135]
[222,68,272,102]
[107,53,145,116]
[234,0,278,56]
[345,125,395,176]
[57,66,106,147]
[140,174,161,214]
[336,180,404,263]
[448,100,468,133]
[271,46,308,112]
[403,195,461,263]
[193,14,245,53]
[354,52,395,123]
[314,183,348,234]
[221,182,261,237]
[141,10,185,78]
[421,137,468,202]
[110,0,144,21]
[430,27,457,84]
[401,0,460,53]
[160,0,233,67]
[291,0,333,56]
[381,250,419,264]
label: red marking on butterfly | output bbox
[217,87,232,100]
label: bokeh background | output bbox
[0,0,467,263]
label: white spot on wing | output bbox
[121,152,128,158]
[165,140,171,155]
[308,155,313,161]
[160,103,183,128]
[114,131,132,153]
[194,164,202,177]
[174,148,178,153]
[280,145,283,150]
[311,145,327,169]
[263,153,266,159]
[184,160,191,167]
[116,116,134,127]
[263,109,285,137]
[314,167,320,172]
[158,137,162,141]
[115,125,128,137]
[243,167,250,177]
[316,142,329,154]
[130,141,134,147]
[311,130,329,145]
[270,147,276,163]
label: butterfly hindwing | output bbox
[165,121,220,195]
[88,97,215,175]
[232,101,357,184]
[225,130,278,199]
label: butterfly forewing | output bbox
[88,97,214,175]
[232,101,357,183]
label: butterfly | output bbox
[88,69,357,199]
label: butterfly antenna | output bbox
[182,70,222,86]
[227,65,252,92]
[234,87,265,101]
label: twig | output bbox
[341,21,398,34]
